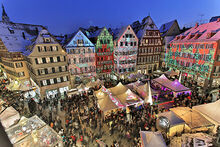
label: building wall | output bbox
[95,28,114,78]
[66,31,96,87]
[27,40,70,98]
[0,39,30,84]
[137,30,162,74]
[166,41,218,87]
[114,26,138,78]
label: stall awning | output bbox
[193,100,220,124]
[108,82,128,95]
[140,131,166,147]
[170,107,213,129]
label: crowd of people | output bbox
[0,70,219,147]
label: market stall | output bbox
[6,115,46,145]
[6,115,63,146]
[0,106,20,129]
[157,111,185,137]
[193,100,220,133]
[14,125,63,147]
[108,82,128,96]
[136,82,159,100]
[152,75,190,97]
[170,107,214,132]
[115,89,144,106]
[126,80,144,90]
[140,131,166,147]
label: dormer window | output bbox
[180,35,186,40]
[175,36,180,40]
[187,34,195,40]
[194,33,202,39]
[44,38,51,43]
[77,39,84,46]
[206,32,215,39]
[8,27,14,34]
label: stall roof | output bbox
[116,89,143,106]
[170,107,213,129]
[153,75,190,92]
[165,70,179,76]
[140,131,166,147]
[158,111,185,127]
[193,100,220,124]
[108,82,128,95]
[14,125,63,147]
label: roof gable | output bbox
[113,25,138,42]
[159,20,180,37]
[66,30,94,48]
[0,21,43,53]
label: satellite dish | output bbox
[156,116,170,133]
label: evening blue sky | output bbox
[1,0,220,35]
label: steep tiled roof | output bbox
[210,16,220,22]
[0,21,44,53]
[111,25,128,41]
[159,20,176,36]
[132,16,158,40]
[171,21,220,43]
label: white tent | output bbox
[140,131,166,147]
[0,106,20,129]
[193,100,220,133]
[170,107,214,130]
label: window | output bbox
[52,46,56,51]
[120,42,123,46]
[40,81,43,86]
[57,56,61,62]
[53,57,57,62]
[38,69,40,75]
[57,77,61,83]
[38,46,41,52]
[46,79,50,85]
[125,34,129,38]
[59,66,62,72]
[63,76,67,81]
[18,72,25,77]
[44,46,47,52]
[46,57,50,63]
[42,58,46,64]
[35,58,38,64]
[50,79,54,84]
[107,40,110,44]
[52,67,55,73]
[125,42,128,46]
[50,46,53,51]
[60,77,64,82]
[50,57,54,63]
[15,62,23,68]
[44,38,51,43]
[65,66,68,71]
[63,56,66,61]
[134,42,137,46]
[129,34,132,38]
[43,80,47,86]
[45,68,48,74]
[130,42,133,46]
[66,76,69,81]
[54,78,57,84]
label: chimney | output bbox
[195,23,199,28]
[22,32,26,39]
[217,18,220,22]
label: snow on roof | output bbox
[34,29,57,44]
[112,26,128,41]
[171,21,220,43]
[0,21,44,53]
[87,27,103,38]
[134,16,158,40]
[210,16,220,22]
[159,20,176,36]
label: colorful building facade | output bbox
[166,21,220,87]
[132,16,162,74]
[25,29,70,98]
[88,27,114,79]
[113,25,138,79]
[65,30,96,87]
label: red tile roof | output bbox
[171,20,220,43]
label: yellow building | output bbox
[24,29,70,98]
[0,6,44,90]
